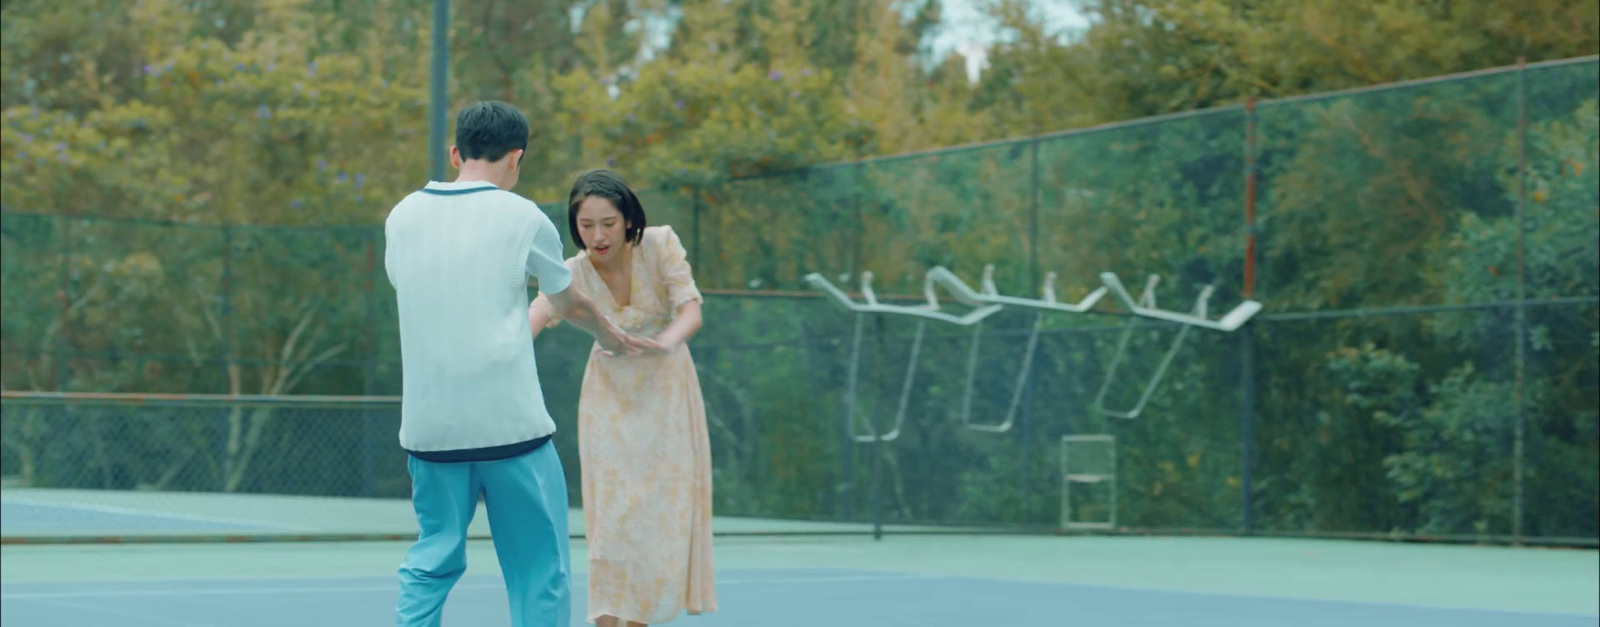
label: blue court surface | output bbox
[0,488,975,539]
[1,500,291,534]
[2,568,1596,627]
[2,533,1597,627]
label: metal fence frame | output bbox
[3,56,1598,546]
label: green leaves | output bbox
[563,61,870,188]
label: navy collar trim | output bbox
[420,185,499,196]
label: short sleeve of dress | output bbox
[652,226,702,310]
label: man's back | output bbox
[392,100,609,627]
[384,180,570,456]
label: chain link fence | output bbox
[3,58,1596,545]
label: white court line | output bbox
[1,498,316,532]
[0,574,942,600]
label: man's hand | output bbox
[596,326,642,357]
[546,286,640,357]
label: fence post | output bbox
[871,315,887,540]
[220,225,237,487]
[852,162,864,283]
[1023,344,1037,510]
[428,0,450,182]
[362,227,379,497]
[220,224,233,392]
[1512,56,1529,545]
[1029,137,1041,291]
[839,163,865,523]
[56,215,72,391]
[1024,137,1041,505]
[691,190,702,273]
[1241,325,1256,535]
[1241,96,1259,535]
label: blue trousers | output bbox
[396,444,571,627]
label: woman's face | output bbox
[575,195,629,261]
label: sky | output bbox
[595,0,1091,85]
[932,0,1090,52]
[932,0,1090,82]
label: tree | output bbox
[976,0,1600,137]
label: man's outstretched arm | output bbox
[544,286,637,356]
[525,213,639,356]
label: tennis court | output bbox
[5,55,1598,626]
[4,532,1596,626]
[1,487,1595,627]
[0,487,986,541]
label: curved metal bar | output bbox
[838,313,927,443]
[1091,278,1213,420]
[926,265,1108,314]
[808,272,994,443]
[872,318,927,442]
[1100,272,1262,331]
[804,272,1003,326]
[926,265,1102,433]
[959,310,1043,433]
[842,313,867,441]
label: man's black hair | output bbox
[454,101,528,162]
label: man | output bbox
[385,100,637,627]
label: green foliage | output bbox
[975,0,1599,137]
[1380,363,1520,535]
[1432,100,1600,308]
[1256,80,1517,309]
[1,11,424,225]
[556,61,873,189]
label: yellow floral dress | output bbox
[533,225,716,624]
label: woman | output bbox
[529,169,716,627]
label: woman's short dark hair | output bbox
[567,169,647,250]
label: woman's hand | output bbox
[621,302,700,357]
[625,335,678,355]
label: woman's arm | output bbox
[631,225,703,355]
[627,300,702,355]
[653,300,703,351]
